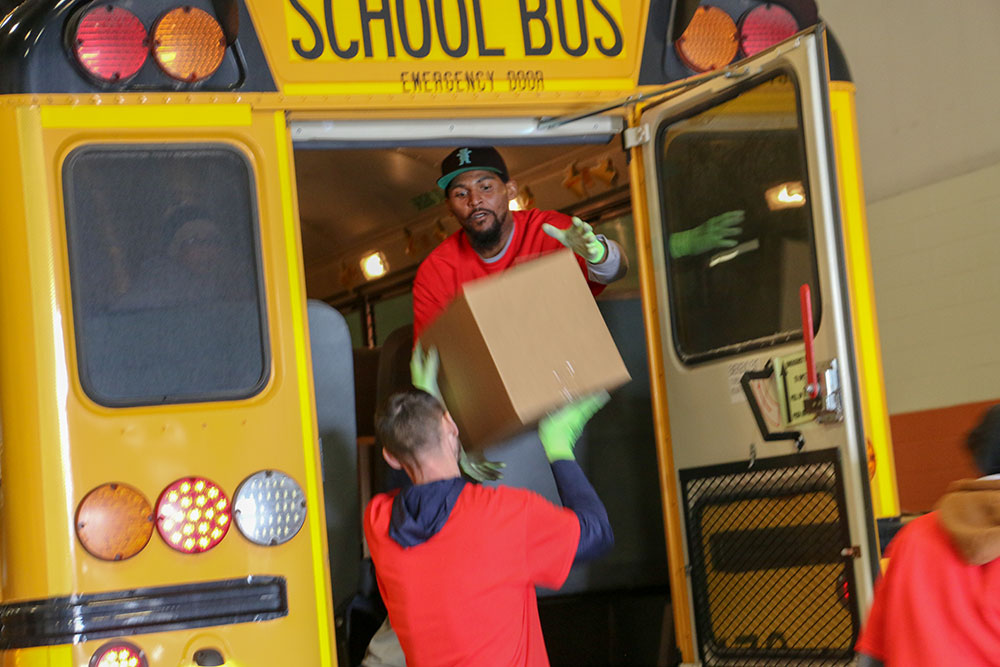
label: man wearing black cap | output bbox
[412,146,628,339]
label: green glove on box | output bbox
[539,391,611,462]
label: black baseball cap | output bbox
[438,146,509,191]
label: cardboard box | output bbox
[420,250,631,449]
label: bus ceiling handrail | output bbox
[290,116,623,147]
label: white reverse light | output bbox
[233,470,307,546]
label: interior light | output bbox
[675,6,739,73]
[76,483,154,561]
[508,197,524,211]
[765,181,806,210]
[90,640,147,667]
[71,5,148,84]
[233,470,307,546]
[739,4,799,57]
[155,477,231,554]
[151,6,225,82]
[360,251,389,280]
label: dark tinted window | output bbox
[63,145,268,405]
[657,73,821,363]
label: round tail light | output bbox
[233,470,307,546]
[675,6,739,73]
[76,483,154,561]
[71,5,148,84]
[90,640,147,667]
[151,6,226,82]
[156,477,231,553]
[739,3,799,57]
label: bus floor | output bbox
[538,585,676,666]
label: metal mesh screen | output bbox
[680,449,858,666]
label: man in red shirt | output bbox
[412,146,628,340]
[856,405,1000,666]
[364,389,613,666]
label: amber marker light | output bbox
[156,477,231,554]
[675,6,739,73]
[151,6,225,82]
[71,5,149,84]
[76,483,154,561]
[90,641,147,667]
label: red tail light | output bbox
[739,4,800,57]
[90,640,147,667]
[156,477,231,554]
[71,5,148,84]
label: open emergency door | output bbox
[628,27,878,666]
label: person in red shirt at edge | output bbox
[365,388,614,667]
[412,146,629,341]
[856,404,1000,667]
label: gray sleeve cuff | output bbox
[586,236,628,284]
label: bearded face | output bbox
[445,170,516,255]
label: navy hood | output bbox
[389,477,467,548]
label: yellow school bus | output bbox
[0,0,898,665]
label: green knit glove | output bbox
[410,342,441,400]
[539,392,611,462]
[669,210,744,259]
[459,448,506,483]
[412,343,505,481]
[542,216,607,264]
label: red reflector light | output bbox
[156,477,231,553]
[90,640,147,667]
[72,5,148,84]
[675,6,739,73]
[739,4,799,57]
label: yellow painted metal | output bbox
[626,106,696,663]
[0,106,76,603]
[274,109,337,667]
[250,0,650,104]
[829,82,900,520]
[1,645,73,666]
[40,104,251,129]
[0,101,336,663]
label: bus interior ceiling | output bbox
[292,141,674,663]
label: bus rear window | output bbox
[63,145,268,406]
[656,73,821,363]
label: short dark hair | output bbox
[967,404,1000,476]
[375,390,446,467]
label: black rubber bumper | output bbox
[0,575,287,649]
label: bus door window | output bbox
[62,145,269,405]
[657,73,821,364]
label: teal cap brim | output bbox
[437,166,502,191]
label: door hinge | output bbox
[623,124,650,149]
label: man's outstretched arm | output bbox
[540,393,614,561]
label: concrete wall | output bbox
[868,163,1000,415]
[866,164,1000,510]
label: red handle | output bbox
[800,283,819,399]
